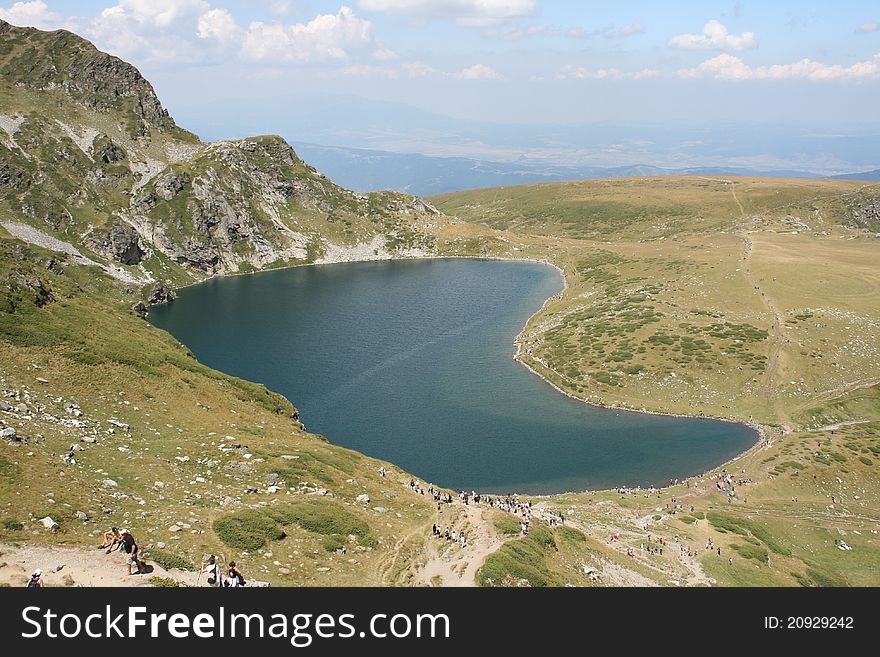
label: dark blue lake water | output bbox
[149,258,756,494]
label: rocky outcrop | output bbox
[155,171,189,201]
[3,268,55,311]
[147,283,176,306]
[94,139,126,164]
[0,20,184,137]
[850,201,880,232]
[85,224,146,265]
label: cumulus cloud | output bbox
[556,65,659,80]
[457,63,502,80]
[240,7,374,63]
[196,8,243,42]
[0,0,62,29]
[668,20,757,51]
[357,0,535,26]
[677,53,880,81]
[856,22,880,34]
[0,1,395,69]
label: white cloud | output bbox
[677,53,880,81]
[669,20,757,51]
[856,22,880,34]
[0,1,62,29]
[114,0,209,29]
[241,6,374,63]
[556,65,659,81]
[357,0,535,26]
[196,8,243,42]
[457,63,501,79]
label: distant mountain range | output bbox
[831,169,880,182]
[290,142,832,195]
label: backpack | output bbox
[27,578,40,588]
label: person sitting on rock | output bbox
[225,561,245,588]
[100,527,122,553]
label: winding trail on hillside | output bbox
[412,505,505,587]
[727,182,790,425]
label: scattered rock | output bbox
[155,171,190,201]
[169,525,182,532]
[101,478,118,488]
[148,283,176,306]
[39,516,59,530]
[355,494,370,504]
[75,511,88,522]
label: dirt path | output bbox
[727,182,790,423]
[0,543,205,587]
[412,505,505,587]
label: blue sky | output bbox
[2,2,879,141]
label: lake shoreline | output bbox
[151,251,764,497]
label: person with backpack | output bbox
[120,529,141,576]
[203,555,222,587]
[27,569,43,588]
[225,561,245,588]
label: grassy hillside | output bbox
[432,177,880,429]
[432,176,880,586]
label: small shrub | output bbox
[149,577,179,588]
[213,511,285,551]
[281,501,376,548]
[149,549,196,572]
[2,519,23,531]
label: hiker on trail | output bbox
[100,527,123,552]
[203,555,222,587]
[225,561,245,588]
[27,569,44,588]
[120,529,141,576]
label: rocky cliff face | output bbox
[0,19,442,286]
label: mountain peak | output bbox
[0,18,179,137]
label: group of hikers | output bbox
[27,527,246,587]
[408,471,544,541]
[432,524,467,546]
[201,555,246,588]
[100,527,143,575]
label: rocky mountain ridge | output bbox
[0,19,442,289]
